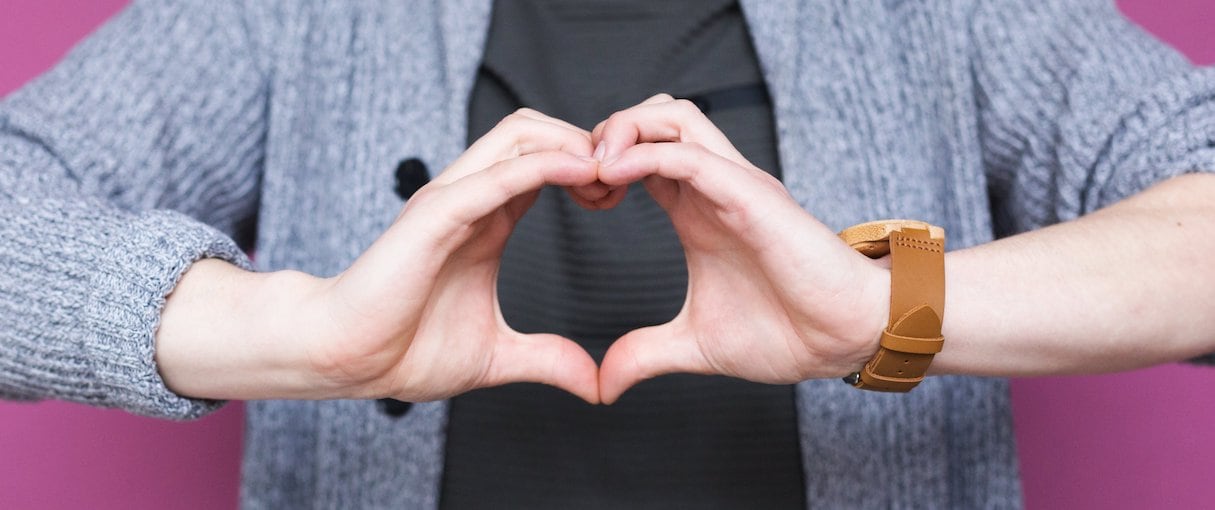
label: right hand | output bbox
[318,109,603,402]
[158,109,603,403]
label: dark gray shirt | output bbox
[442,1,803,508]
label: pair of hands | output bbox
[307,95,890,405]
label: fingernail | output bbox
[592,142,606,161]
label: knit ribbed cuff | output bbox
[0,200,249,419]
[81,209,252,419]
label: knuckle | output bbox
[494,116,534,156]
[681,140,707,153]
[403,184,437,210]
[522,150,556,166]
[605,110,630,128]
[761,173,792,196]
[483,160,523,195]
[492,172,518,198]
[494,111,530,133]
[491,114,513,130]
[679,141,710,164]
[672,98,703,117]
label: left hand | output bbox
[592,95,892,403]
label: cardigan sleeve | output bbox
[970,0,1215,365]
[0,0,267,419]
[971,0,1215,236]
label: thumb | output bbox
[563,181,621,210]
[482,333,601,404]
[598,323,710,405]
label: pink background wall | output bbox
[1,1,1212,508]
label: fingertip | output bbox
[567,374,602,405]
[600,323,711,404]
[596,381,631,407]
[565,191,600,210]
[570,353,603,405]
[551,335,603,404]
[580,386,602,406]
[576,181,612,199]
[598,389,620,406]
[591,185,629,210]
[595,147,647,188]
[596,374,622,406]
[597,336,646,406]
[567,154,602,184]
[486,333,601,403]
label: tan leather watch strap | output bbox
[838,220,945,392]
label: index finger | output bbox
[598,142,786,214]
[435,112,593,187]
[423,151,600,227]
[594,98,750,168]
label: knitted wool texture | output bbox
[2,1,1213,508]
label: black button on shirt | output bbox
[394,157,429,200]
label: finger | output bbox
[435,112,594,186]
[483,333,601,404]
[511,107,587,133]
[378,151,596,267]
[502,189,543,223]
[594,98,748,167]
[598,324,710,405]
[562,181,612,209]
[585,95,684,210]
[562,183,630,211]
[500,108,622,207]
[590,93,675,145]
[598,142,780,214]
[641,92,676,105]
[641,174,680,211]
[427,151,600,226]
[590,184,629,210]
[603,143,854,287]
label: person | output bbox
[1,0,1213,508]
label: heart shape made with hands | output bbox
[335,94,891,407]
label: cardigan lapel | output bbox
[437,0,494,172]
[740,0,894,229]
[740,3,957,508]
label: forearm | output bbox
[934,173,1215,376]
[155,259,341,400]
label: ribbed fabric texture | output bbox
[0,1,262,418]
[0,0,1212,508]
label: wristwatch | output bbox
[837,220,945,392]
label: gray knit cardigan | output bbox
[2,0,1213,508]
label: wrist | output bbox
[836,220,945,391]
[156,259,335,400]
[849,261,891,373]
